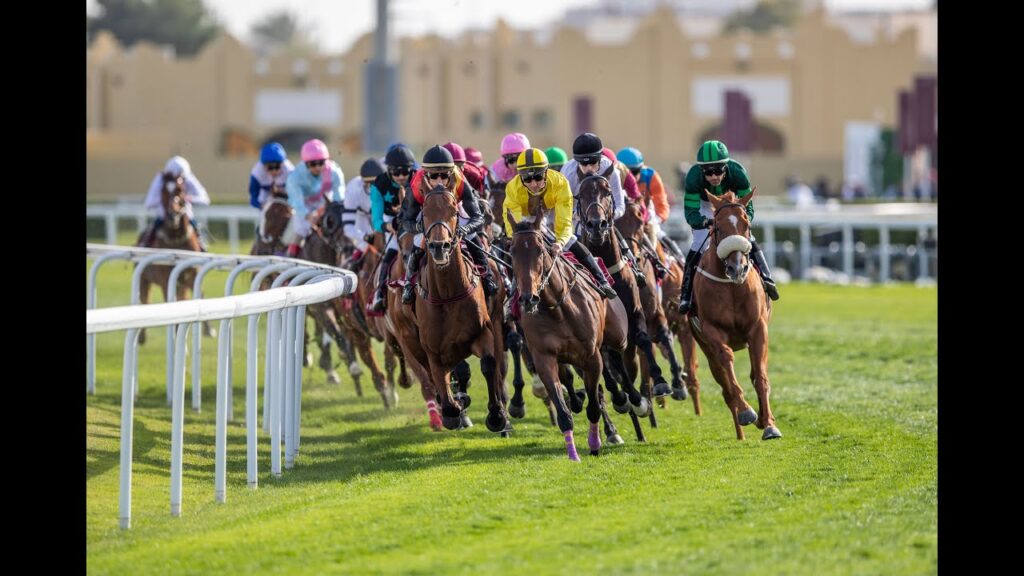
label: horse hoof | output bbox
[500,430,511,438]
[762,426,782,440]
[670,386,689,401]
[653,382,672,398]
[389,388,399,408]
[656,396,666,409]
[454,392,472,410]
[349,361,363,377]
[442,415,462,430]
[327,371,340,385]
[738,408,757,426]
[398,373,412,389]
[204,326,217,338]
[611,393,629,414]
[485,411,507,433]
[304,353,313,367]
[460,413,474,429]
[508,402,526,419]
[607,434,625,445]
[630,397,651,418]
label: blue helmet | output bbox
[260,142,287,164]
[616,147,644,168]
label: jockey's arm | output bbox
[248,174,262,209]
[286,173,308,220]
[650,171,671,222]
[343,178,369,250]
[184,175,210,206]
[369,183,383,233]
[143,174,163,212]
[399,189,422,235]
[553,180,574,246]
[683,168,712,229]
[609,163,626,220]
[503,181,525,238]
[458,185,486,235]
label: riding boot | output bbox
[402,247,425,304]
[371,248,398,312]
[614,228,647,287]
[140,219,161,247]
[660,235,687,263]
[678,249,701,314]
[569,242,618,299]
[465,238,498,296]
[749,241,780,301]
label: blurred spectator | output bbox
[785,174,816,209]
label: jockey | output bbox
[489,132,531,196]
[443,141,487,195]
[602,146,661,281]
[678,140,779,313]
[368,144,416,312]
[248,142,295,209]
[618,146,687,264]
[284,139,345,257]
[397,145,499,304]
[142,155,210,248]
[544,146,567,173]
[504,148,617,299]
[465,146,486,170]
[342,157,385,272]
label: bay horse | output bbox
[689,190,781,440]
[575,171,668,425]
[658,250,703,415]
[507,209,632,459]
[301,201,397,409]
[136,171,203,344]
[407,184,509,433]
[614,197,690,404]
[250,185,295,257]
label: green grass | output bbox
[87,235,937,575]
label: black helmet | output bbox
[572,132,603,157]
[360,157,386,179]
[385,144,415,168]
[421,145,454,169]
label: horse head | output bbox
[507,206,550,315]
[161,172,187,227]
[422,184,460,268]
[707,189,756,284]
[576,166,616,245]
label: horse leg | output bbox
[534,353,578,461]
[748,326,781,440]
[679,323,702,415]
[351,327,393,409]
[695,325,754,440]
[637,351,659,428]
[506,327,527,419]
[472,331,508,434]
[619,344,650,418]
[426,355,462,431]
[384,344,398,389]
[606,349,646,442]
[311,311,340,385]
[303,324,313,367]
[560,364,585,414]
[597,382,624,445]
[635,327,670,397]
[582,355,604,456]
[655,324,688,401]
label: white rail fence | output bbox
[86,244,357,530]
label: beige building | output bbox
[86,6,935,202]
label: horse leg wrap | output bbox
[564,430,581,461]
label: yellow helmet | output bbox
[516,148,548,172]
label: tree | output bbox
[87,0,220,57]
[723,0,801,35]
[249,10,318,56]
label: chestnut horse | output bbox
[250,185,295,257]
[688,190,780,440]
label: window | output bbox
[501,110,520,129]
[533,109,551,130]
[470,110,483,130]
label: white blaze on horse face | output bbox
[165,182,177,193]
[728,214,738,229]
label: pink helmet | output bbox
[300,139,330,162]
[601,147,616,163]
[442,141,466,163]
[464,147,484,167]
[500,132,531,156]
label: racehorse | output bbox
[250,184,294,258]
[688,190,781,440]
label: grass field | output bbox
[87,236,937,575]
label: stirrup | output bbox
[370,291,387,312]
[402,283,416,304]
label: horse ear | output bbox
[741,186,757,206]
[506,209,517,229]
[706,189,722,209]
[602,163,615,179]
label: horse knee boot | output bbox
[679,250,701,313]
[371,248,398,312]
[466,239,498,296]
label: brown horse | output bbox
[614,198,689,403]
[407,185,508,432]
[301,201,397,409]
[250,185,294,257]
[689,190,780,440]
[575,171,667,429]
[658,249,703,415]
[136,172,203,344]
[507,209,632,459]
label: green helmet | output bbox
[696,140,730,165]
[544,146,568,166]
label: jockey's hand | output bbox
[701,217,714,229]
[551,242,563,254]
[306,213,319,224]
[286,244,301,257]
[364,233,376,244]
[457,225,470,237]
[351,248,364,261]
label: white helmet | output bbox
[164,156,191,178]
